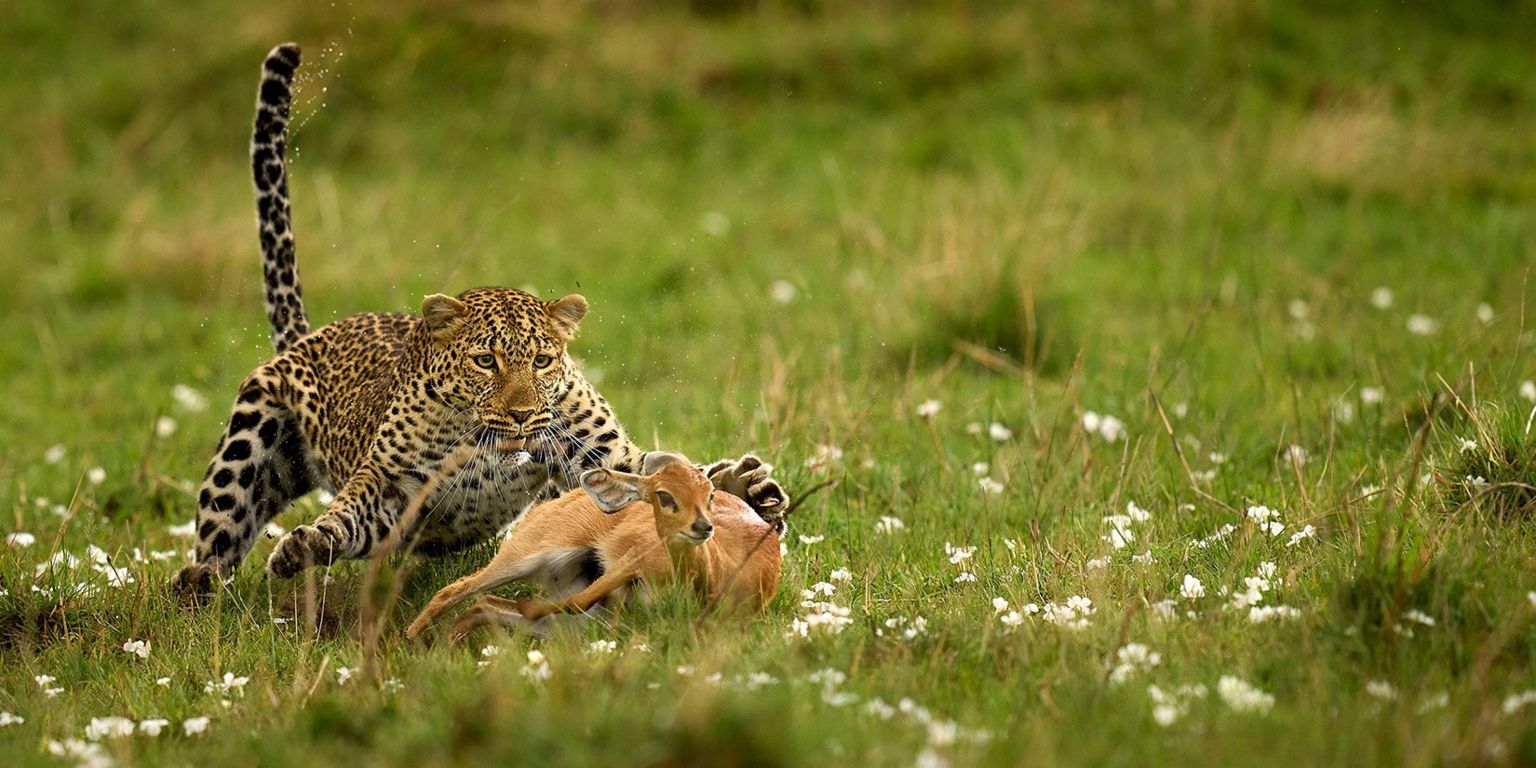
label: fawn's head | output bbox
[580,452,716,544]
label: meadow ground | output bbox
[3,1,1536,765]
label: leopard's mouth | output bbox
[482,423,542,453]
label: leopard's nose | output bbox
[508,408,537,425]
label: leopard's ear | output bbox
[580,467,642,513]
[422,294,468,342]
[545,294,588,342]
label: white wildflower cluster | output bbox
[1081,411,1127,442]
[521,650,551,683]
[945,542,976,583]
[1217,675,1275,714]
[1248,605,1301,623]
[878,615,929,641]
[121,640,150,659]
[47,712,209,768]
[1108,643,1162,686]
[7,531,36,547]
[203,673,250,697]
[1365,680,1399,701]
[36,674,64,698]
[874,516,906,535]
[1246,505,1286,537]
[1041,596,1096,630]
[1193,523,1237,550]
[1521,380,1536,403]
[915,399,942,418]
[798,534,824,545]
[992,597,1038,631]
[1102,501,1152,550]
[787,580,854,639]
[0,712,23,727]
[587,639,618,655]
[1180,574,1205,601]
[806,668,858,707]
[1285,525,1317,547]
[1148,683,1208,726]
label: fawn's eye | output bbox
[532,354,554,369]
[473,353,497,369]
[656,491,677,511]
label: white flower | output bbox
[1109,643,1162,686]
[138,718,170,736]
[1333,400,1356,423]
[183,716,210,736]
[44,444,67,464]
[875,516,905,534]
[204,672,249,695]
[1150,600,1177,620]
[1085,557,1108,571]
[86,467,107,486]
[1515,380,1536,403]
[864,698,896,719]
[954,572,977,584]
[828,568,852,583]
[155,416,178,438]
[1248,605,1300,623]
[764,279,796,305]
[1402,609,1435,627]
[1287,299,1310,320]
[998,610,1026,629]
[168,521,196,538]
[1360,386,1385,405]
[1370,287,1394,309]
[945,544,975,565]
[1458,438,1478,454]
[1180,574,1205,600]
[1285,525,1317,547]
[85,716,136,739]
[988,423,1013,442]
[971,462,990,476]
[122,640,150,659]
[35,674,56,687]
[1365,680,1399,701]
[6,532,35,547]
[588,639,618,655]
[1082,411,1127,442]
[1477,303,1495,325]
[1103,525,1133,550]
[156,677,171,686]
[806,581,837,597]
[915,399,942,418]
[1406,314,1439,336]
[1283,445,1308,464]
[992,597,1010,614]
[0,712,23,726]
[336,667,353,685]
[788,600,854,638]
[798,534,824,545]
[1217,676,1275,714]
[172,384,209,412]
[522,650,551,683]
[1147,683,1208,727]
[977,477,1004,495]
[1131,550,1154,565]
[1503,690,1536,714]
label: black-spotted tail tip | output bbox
[264,43,302,78]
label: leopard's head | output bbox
[419,287,587,450]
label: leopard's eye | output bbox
[472,353,497,369]
[532,354,554,369]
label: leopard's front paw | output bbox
[265,525,336,579]
[706,454,790,527]
[172,562,219,605]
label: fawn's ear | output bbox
[641,451,690,476]
[421,294,469,342]
[580,468,643,513]
[545,294,588,342]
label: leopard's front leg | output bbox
[265,465,401,579]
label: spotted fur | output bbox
[171,44,789,598]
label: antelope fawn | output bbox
[404,451,781,642]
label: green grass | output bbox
[4,1,1536,765]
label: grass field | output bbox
[4,1,1536,765]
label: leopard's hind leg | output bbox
[173,370,316,600]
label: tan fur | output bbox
[404,452,781,642]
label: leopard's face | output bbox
[420,288,587,450]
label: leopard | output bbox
[171,43,788,599]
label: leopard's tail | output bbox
[251,43,309,354]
